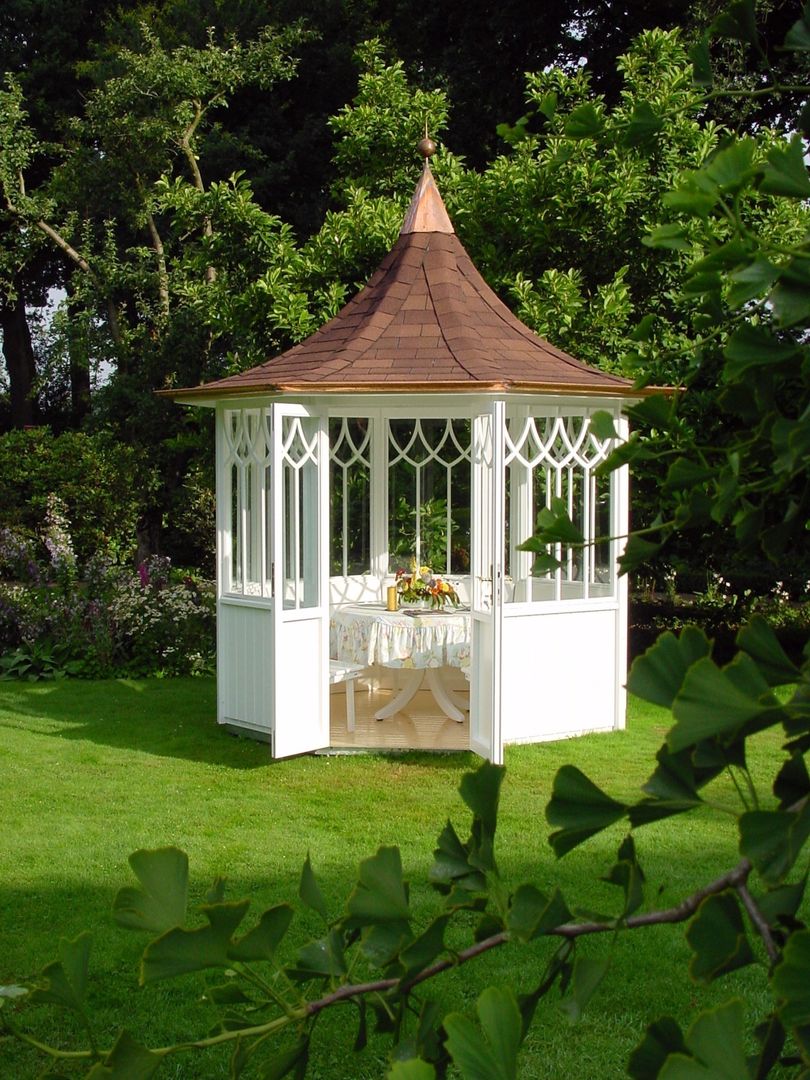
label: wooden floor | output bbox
[328,680,470,752]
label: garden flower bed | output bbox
[0,503,214,680]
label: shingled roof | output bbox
[173,158,639,400]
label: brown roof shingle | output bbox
[173,162,641,400]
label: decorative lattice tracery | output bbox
[329,417,372,577]
[505,412,616,600]
[387,418,472,573]
[221,405,620,606]
[279,415,322,610]
[222,409,271,596]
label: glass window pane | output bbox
[230,463,241,592]
[245,462,262,593]
[560,467,585,599]
[387,417,471,574]
[281,416,320,610]
[329,417,371,576]
[301,453,319,608]
[283,462,296,608]
[591,471,613,596]
[223,408,272,599]
[264,465,272,597]
[505,412,618,604]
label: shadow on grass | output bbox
[0,676,270,770]
[0,677,479,773]
[332,748,477,772]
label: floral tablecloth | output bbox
[330,605,471,672]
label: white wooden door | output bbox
[270,404,330,758]
[469,401,505,763]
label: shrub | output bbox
[102,555,216,677]
[0,551,215,680]
[0,525,41,584]
[0,427,157,564]
[161,462,217,578]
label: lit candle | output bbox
[386,585,398,611]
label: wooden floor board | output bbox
[328,682,470,752]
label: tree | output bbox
[373,0,697,167]
[0,0,128,425]
[2,3,806,583]
[592,10,810,586]
[3,0,805,432]
[447,25,808,592]
[0,288,37,427]
[0,21,313,559]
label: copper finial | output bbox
[418,125,437,159]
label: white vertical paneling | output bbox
[217,601,274,734]
[469,402,504,764]
[373,411,388,579]
[614,410,630,732]
[271,405,329,757]
[500,608,618,743]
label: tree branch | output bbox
[8,170,94,278]
[3,855,780,1065]
[5,167,125,350]
[706,83,810,102]
[736,881,780,966]
[551,858,753,937]
[33,217,94,277]
[179,103,206,195]
[144,207,170,318]
[0,1019,95,1062]
[178,101,216,284]
[32,220,124,349]
[303,857,760,1012]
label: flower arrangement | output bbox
[395,565,460,609]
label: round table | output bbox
[329,604,471,721]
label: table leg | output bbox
[426,668,468,723]
[374,669,424,720]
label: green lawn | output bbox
[0,677,792,1078]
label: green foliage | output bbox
[452,29,725,380]
[0,79,49,301]
[5,13,800,592]
[2,1,807,597]
[443,986,523,1080]
[114,848,190,934]
[0,428,214,678]
[0,20,315,557]
[389,495,455,572]
[513,13,810,589]
[685,893,755,982]
[623,119,809,576]
[0,638,84,681]
[328,40,450,202]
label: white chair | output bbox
[329,660,367,732]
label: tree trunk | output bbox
[0,288,37,428]
[136,507,163,566]
[65,282,92,424]
[69,351,91,424]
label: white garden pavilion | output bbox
[172,146,646,762]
